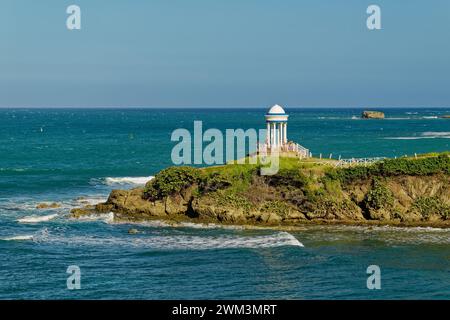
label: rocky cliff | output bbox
[72,153,450,228]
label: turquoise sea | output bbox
[0,107,449,299]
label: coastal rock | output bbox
[128,228,139,234]
[362,110,385,119]
[90,153,450,227]
[104,188,167,218]
[258,212,282,224]
[440,115,450,119]
[36,202,61,209]
[70,205,96,218]
[165,193,190,215]
[191,198,248,223]
[283,210,307,222]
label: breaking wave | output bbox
[73,212,115,223]
[384,131,450,140]
[103,176,154,186]
[30,230,303,250]
[1,235,34,241]
[17,213,59,223]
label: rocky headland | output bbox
[72,153,450,228]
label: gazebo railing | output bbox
[257,142,310,158]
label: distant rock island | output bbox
[441,115,450,119]
[72,153,450,228]
[362,110,385,119]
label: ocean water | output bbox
[0,107,449,299]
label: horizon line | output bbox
[0,105,449,109]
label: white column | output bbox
[269,123,272,146]
[270,123,273,146]
[284,122,287,144]
[278,123,281,147]
[266,122,270,147]
[275,122,280,147]
[274,123,276,147]
[280,123,284,146]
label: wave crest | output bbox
[31,230,303,250]
[17,214,59,223]
[103,176,154,186]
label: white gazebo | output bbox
[258,104,310,158]
[265,104,289,149]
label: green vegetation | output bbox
[330,153,450,183]
[412,196,450,220]
[216,193,252,212]
[143,166,200,201]
[141,152,449,224]
[265,168,310,189]
[363,178,394,211]
[261,200,290,216]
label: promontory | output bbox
[72,152,450,228]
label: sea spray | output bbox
[17,213,59,223]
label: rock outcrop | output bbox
[362,110,385,119]
[71,153,450,228]
[36,202,61,209]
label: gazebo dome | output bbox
[267,104,285,115]
[265,104,288,122]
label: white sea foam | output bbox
[384,131,450,140]
[303,224,450,245]
[104,176,154,186]
[116,219,249,230]
[73,212,114,223]
[74,195,108,206]
[1,235,34,241]
[421,131,450,137]
[17,213,59,223]
[384,137,423,140]
[31,230,303,250]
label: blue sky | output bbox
[1,0,449,107]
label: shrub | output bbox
[329,153,450,183]
[377,154,450,176]
[412,196,450,220]
[217,193,252,211]
[198,172,232,193]
[261,200,290,216]
[265,168,309,188]
[363,178,394,211]
[143,166,200,201]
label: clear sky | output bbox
[1,0,449,107]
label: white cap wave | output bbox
[21,230,303,249]
[17,213,59,223]
[104,176,154,186]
